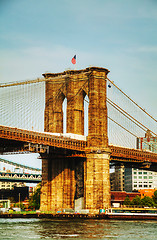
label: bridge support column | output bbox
[40,158,51,211]
[83,67,110,210]
[44,80,64,133]
[42,67,111,212]
[40,155,76,212]
[84,150,110,210]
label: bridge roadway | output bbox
[0,125,157,169]
[0,171,42,183]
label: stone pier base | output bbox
[40,156,85,212]
[84,150,111,210]
[40,150,110,212]
[40,156,76,212]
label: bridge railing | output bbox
[110,145,157,163]
[0,125,157,164]
[0,125,87,151]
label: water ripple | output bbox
[0,218,157,240]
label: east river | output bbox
[0,218,157,239]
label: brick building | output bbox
[111,191,141,207]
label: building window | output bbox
[134,176,137,179]
[134,172,137,174]
[149,176,153,179]
[144,176,147,179]
[143,172,147,174]
[138,172,142,174]
[139,185,142,187]
[139,176,142,179]
[134,185,137,187]
[144,185,148,187]
[149,185,152,188]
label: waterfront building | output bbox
[124,168,157,192]
[114,164,125,191]
[110,172,115,191]
[110,164,125,191]
[138,189,157,198]
[0,186,29,202]
[0,181,14,190]
[111,191,141,207]
[111,131,157,192]
[122,130,157,192]
[110,165,157,192]
[0,181,26,190]
[0,199,10,208]
[137,130,157,153]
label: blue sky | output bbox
[0,0,157,118]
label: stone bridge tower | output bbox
[40,67,111,212]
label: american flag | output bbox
[71,55,76,64]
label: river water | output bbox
[0,218,157,240]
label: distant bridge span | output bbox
[0,157,41,172]
[0,171,41,183]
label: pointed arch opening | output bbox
[62,97,67,133]
[53,92,65,133]
[84,94,89,136]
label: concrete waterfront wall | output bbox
[40,67,111,212]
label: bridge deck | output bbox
[0,125,157,164]
[0,125,87,151]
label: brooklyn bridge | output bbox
[0,67,156,212]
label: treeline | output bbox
[28,183,41,210]
[13,183,41,210]
[124,190,157,207]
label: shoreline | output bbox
[0,213,105,219]
[1,213,157,220]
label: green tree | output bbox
[141,196,154,207]
[152,190,157,205]
[131,196,141,206]
[14,202,25,210]
[123,196,131,206]
[29,184,41,210]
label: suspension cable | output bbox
[108,116,157,151]
[84,98,157,150]
[0,71,91,88]
[107,77,157,123]
[107,98,157,136]
[108,116,138,138]
[84,97,156,136]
